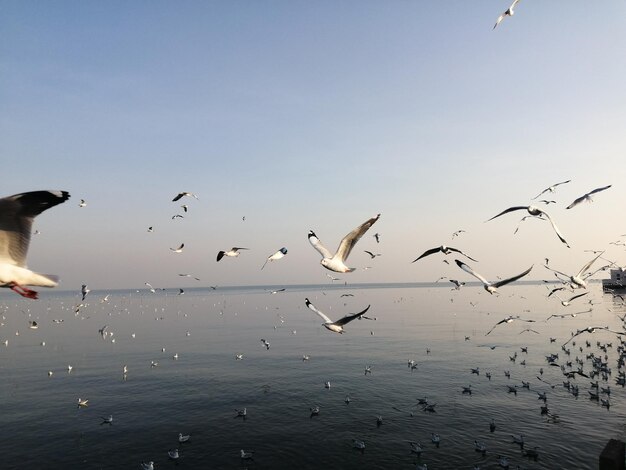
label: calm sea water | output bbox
[1,282,624,469]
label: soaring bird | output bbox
[455,260,532,295]
[532,180,571,200]
[172,192,198,202]
[217,247,248,262]
[0,190,70,299]
[261,247,288,270]
[170,243,185,253]
[544,252,603,289]
[494,0,521,29]
[308,214,380,273]
[305,298,374,334]
[486,205,569,247]
[566,185,611,210]
[412,245,477,263]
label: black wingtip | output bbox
[216,251,225,262]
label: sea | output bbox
[0,281,624,469]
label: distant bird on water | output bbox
[308,214,380,273]
[0,190,70,299]
[217,247,248,262]
[261,247,288,270]
[493,0,521,30]
[305,298,374,334]
[566,185,611,210]
[455,259,532,295]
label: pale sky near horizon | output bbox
[1,1,625,291]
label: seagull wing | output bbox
[447,247,478,262]
[588,184,612,196]
[531,188,550,200]
[491,265,533,289]
[565,194,586,210]
[364,250,375,259]
[567,292,589,303]
[535,209,569,247]
[308,231,333,260]
[455,259,490,287]
[334,305,372,326]
[216,251,226,262]
[172,193,184,202]
[304,298,333,323]
[412,247,442,263]
[334,214,380,262]
[493,12,506,29]
[485,206,528,222]
[576,252,603,278]
[0,190,70,267]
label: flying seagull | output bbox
[308,214,380,273]
[566,185,611,210]
[170,243,185,253]
[261,247,288,270]
[485,315,536,336]
[543,252,603,289]
[172,192,199,202]
[0,190,70,299]
[486,205,569,247]
[563,326,626,347]
[78,199,87,208]
[412,245,477,263]
[305,298,374,334]
[217,247,248,262]
[532,180,571,200]
[455,259,533,294]
[494,0,521,29]
[364,250,382,259]
[373,233,381,243]
[81,284,90,301]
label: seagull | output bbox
[240,449,254,460]
[171,214,184,219]
[81,284,90,301]
[170,243,184,253]
[452,229,466,239]
[485,315,536,336]
[544,252,603,288]
[140,462,154,470]
[373,233,380,243]
[172,192,199,202]
[0,190,70,299]
[260,339,270,350]
[261,247,288,270]
[178,433,190,443]
[308,214,380,273]
[305,298,373,334]
[235,407,247,418]
[409,442,423,455]
[563,326,626,347]
[77,398,89,407]
[486,205,569,247]
[449,279,465,290]
[513,214,546,235]
[553,292,589,307]
[147,226,153,232]
[364,250,381,259]
[532,180,571,200]
[178,273,201,281]
[168,449,179,460]
[101,415,113,425]
[494,0,521,29]
[566,185,611,209]
[455,260,533,294]
[216,247,248,262]
[412,245,477,263]
[181,204,188,213]
[78,199,87,208]
[145,282,156,293]
[28,320,38,329]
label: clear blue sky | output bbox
[1,1,625,290]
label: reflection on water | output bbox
[0,283,624,469]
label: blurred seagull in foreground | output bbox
[486,205,569,247]
[494,0,521,29]
[217,247,248,262]
[566,185,611,210]
[308,214,380,273]
[261,247,288,270]
[455,260,533,295]
[305,298,374,334]
[0,190,70,299]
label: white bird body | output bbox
[308,214,380,273]
[261,247,288,270]
[140,462,154,470]
[0,190,70,299]
[305,298,373,334]
[168,449,179,460]
[217,247,248,262]
[179,433,190,443]
[494,0,521,29]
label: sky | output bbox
[1,1,626,291]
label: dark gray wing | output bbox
[334,305,372,326]
[491,265,533,289]
[412,247,442,263]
